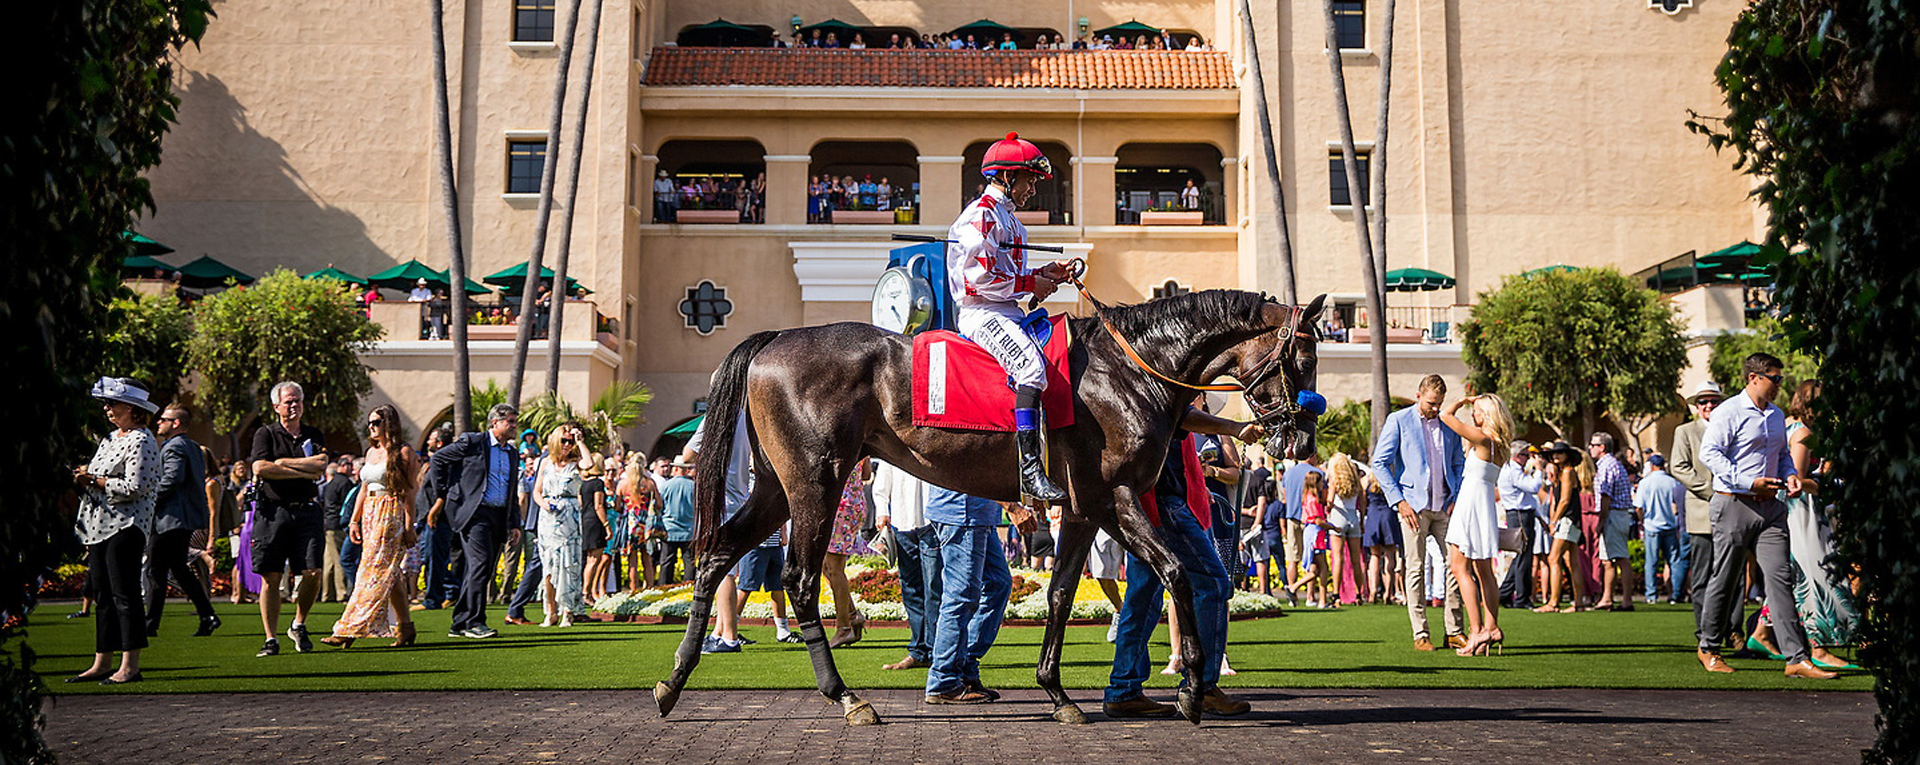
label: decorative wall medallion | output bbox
[679,280,733,335]
[1648,0,1692,15]
[1152,280,1191,300]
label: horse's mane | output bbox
[1073,289,1272,349]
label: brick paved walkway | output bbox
[45,687,1872,763]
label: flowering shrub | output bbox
[1227,590,1284,614]
[850,567,900,603]
[1008,574,1041,602]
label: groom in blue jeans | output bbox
[922,489,1013,704]
[1104,405,1259,719]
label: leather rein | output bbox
[1053,259,1313,424]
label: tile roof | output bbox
[641,48,1235,90]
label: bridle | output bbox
[1061,258,1316,430]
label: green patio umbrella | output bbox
[1697,240,1762,266]
[303,265,367,286]
[949,19,1022,44]
[173,255,255,288]
[483,262,586,294]
[1695,240,1763,278]
[678,18,772,47]
[664,415,704,436]
[121,253,175,274]
[1382,267,1455,291]
[123,231,174,256]
[1092,19,1162,39]
[366,259,446,291]
[1523,264,1579,277]
[799,18,864,37]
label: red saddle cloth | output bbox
[911,315,1075,431]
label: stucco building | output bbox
[138,0,1758,453]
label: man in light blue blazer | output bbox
[1370,374,1467,651]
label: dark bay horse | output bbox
[653,289,1326,726]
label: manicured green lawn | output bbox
[20,600,1870,695]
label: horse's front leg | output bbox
[1038,512,1098,724]
[782,493,878,726]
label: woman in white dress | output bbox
[1441,393,1515,657]
[533,425,587,627]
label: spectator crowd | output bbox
[60,349,1856,696]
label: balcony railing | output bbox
[1116,187,1226,225]
[653,189,764,224]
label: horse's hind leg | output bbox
[1037,513,1098,724]
[781,472,879,726]
[655,485,790,718]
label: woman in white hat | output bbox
[69,377,163,685]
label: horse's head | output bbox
[1234,294,1327,461]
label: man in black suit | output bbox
[145,403,219,637]
[431,403,522,639]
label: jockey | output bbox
[947,132,1073,502]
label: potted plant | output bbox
[1138,201,1204,225]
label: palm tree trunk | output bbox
[508,0,586,406]
[1368,0,1397,287]
[1323,0,1390,443]
[1365,0,1398,444]
[429,0,472,433]
[543,0,605,395]
[1238,0,1297,304]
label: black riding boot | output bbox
[1013,386,1064,501]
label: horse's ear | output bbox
[1302,293,1329,323]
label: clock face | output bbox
[872,269,913,333]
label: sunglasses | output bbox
[367,420,383,429]
[561,438,576,445]
[1696,398,1722,406]
[1755,372,1784,384]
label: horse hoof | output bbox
[1052,704,1091,725]
[1176,688,1201,725]
[844,700,882,726]
[654,682,681,718]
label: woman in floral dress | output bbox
[824,459,874,647]
[324,405,419,648]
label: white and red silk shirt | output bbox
[946,185,1035,310]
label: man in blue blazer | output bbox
[431,403,523,639]
[1370,374,1466,651]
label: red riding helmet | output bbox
[981,132,1054,181]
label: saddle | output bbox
[911,312,1076,431]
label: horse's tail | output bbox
[693,330,781,555]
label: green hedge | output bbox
[1692,3,1920,761]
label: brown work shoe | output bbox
[882,655,929,671]
[1698,650,1735,673]
[1101,695,1176,718]
[1784,660,1839,680]
[1446,634,1469,650]
[1200,687,1251,717]
[1413,637,1436,651]
[924,689,992,705]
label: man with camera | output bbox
[248,381,331,656]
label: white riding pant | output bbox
[957,303,1047,392]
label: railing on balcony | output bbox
[653,189,764,224]
[1327,304,1470,344]
[1116,187,1226,225]
[809,188,920,224]
[370,299,618,349]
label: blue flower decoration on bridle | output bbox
[1295,390,1327,417]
